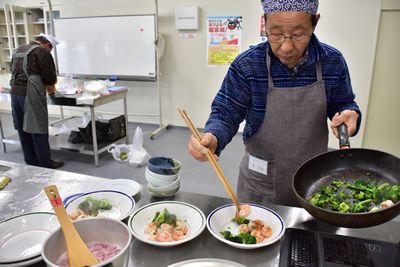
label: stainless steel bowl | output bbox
[41,217,132,267]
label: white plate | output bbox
[129,201,206,247]
[0,212,59,263]
[168,258,245,267]
[105,179,141,197]
[0,255,42,267]
[65,190,135,221]
[207,203,285,249]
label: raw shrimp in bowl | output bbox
[144,208,189,242]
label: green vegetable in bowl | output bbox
[78,197,112,216]
[221,230,257,244]
[152,208,178,227]
[232,216,250,225]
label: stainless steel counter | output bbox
[0,160,398,267]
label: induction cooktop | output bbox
[279,228,400,267]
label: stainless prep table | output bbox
[0,160,398,267]
[0,88,129,166]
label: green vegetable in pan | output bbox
[308,179,399,213]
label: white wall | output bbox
[1,0,383,149]
[315,0,381,147]
[363,7,400,157]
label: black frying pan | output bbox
[293,125,400,228]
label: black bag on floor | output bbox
[67,115,126,144]
[79,121,110,144]
[108,115,126,141]
[68,130,83,144]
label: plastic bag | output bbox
[81,113,91,128]
[58,73,76,95]
[83,80,108,95]
[129,126,150,167]
[108,144,131,163]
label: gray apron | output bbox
[237,49,328,207]
[12,44,49,134]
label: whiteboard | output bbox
[54,15,157,81]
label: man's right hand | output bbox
[188,132,219,162]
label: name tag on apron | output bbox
[248,155,268,175]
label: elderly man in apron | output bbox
[188,0,361,206]
[10,34,64,169]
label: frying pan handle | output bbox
[338,124,351,149]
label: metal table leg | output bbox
[90,106,98,166]
[123,96,129,144]
[59,106,64,120]
[0,116,6,153]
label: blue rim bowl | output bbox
[147,157,181,175]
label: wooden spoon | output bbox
[44,185,98,267]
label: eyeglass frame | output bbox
[266,33,312,43]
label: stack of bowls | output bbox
[145,157,181,197]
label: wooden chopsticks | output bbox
[178,109,241,211]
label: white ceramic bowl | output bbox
[145,167,178,183]
[0,212,59,264]
[65,190,135,221]
[128,201,206,247]
[146,184,180,198]
[207,203,285,249]
[42,217,131,267]
[147,176,180,191]
[145,170,177,187]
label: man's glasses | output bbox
[266,33,312,43]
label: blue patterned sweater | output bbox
[204,34,361,155]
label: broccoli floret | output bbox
[354,191,366,200]
[238,232,257,244]
[339,191,350,201]
[331,180,344,188]
[78,197,112,216]
[97,198,112,210]
[331,201,340,211]
[153,210,166,224]
[388,185,400,202]
[321,185,334,195]
[339,202,350,213]
[165,213,177,227]
[309,193,322,206]
[221,230,244,244]
[232,216,250,225]
[152,211,160,222]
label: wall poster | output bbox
[207,16,242,67]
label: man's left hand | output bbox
[331,110,359,138]
[47,85,56,95]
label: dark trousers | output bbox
[11,95,53,168]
